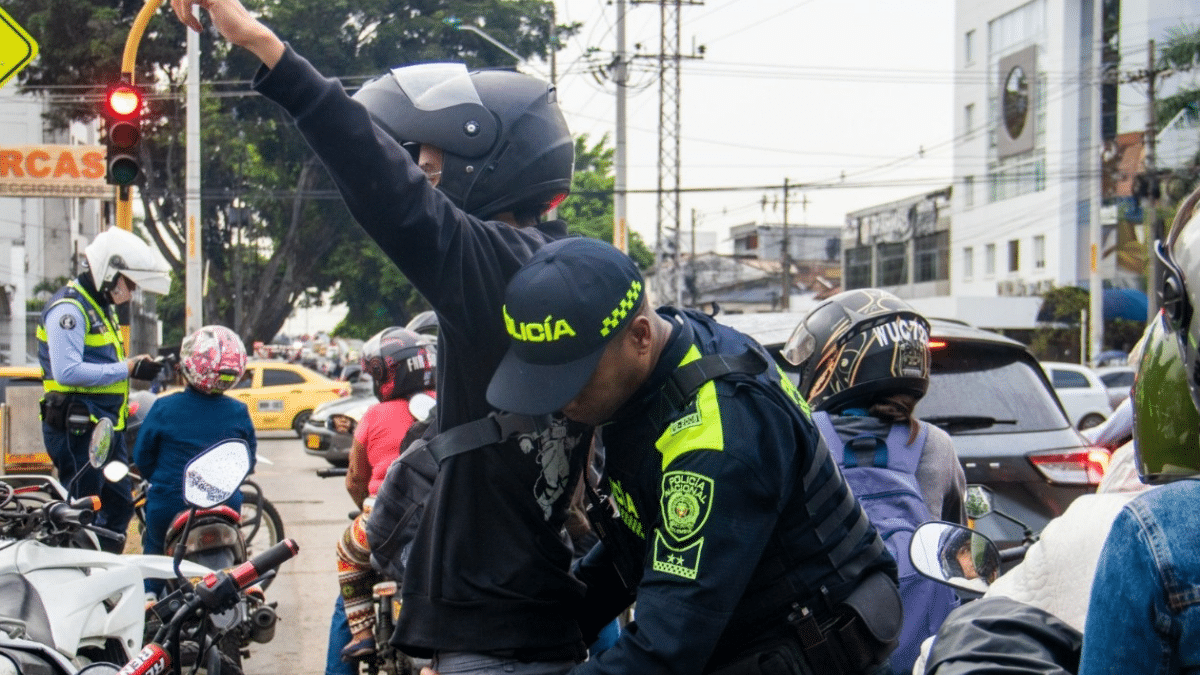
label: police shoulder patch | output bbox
[59,313,76,330]
[660,470,713,541]
[652,531,703,580]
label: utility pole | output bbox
[1145,39,1162,321]
[781,178,790,310]
[613,0,629,253]
[185,4,202,333]
[639,0,702,305]
[1087,1,1102,364]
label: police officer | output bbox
[38,227,170,551]
[486,238,901,675]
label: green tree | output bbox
[8,0,577,346]
[557,134,654,269]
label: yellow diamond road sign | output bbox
[0,7,37,90]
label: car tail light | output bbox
[1028,447,1111,485]
[333,385,350,396]
[928,340,947,350]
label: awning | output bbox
[1103,288,1148,322]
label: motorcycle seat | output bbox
[0,573,55,647]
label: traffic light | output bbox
[102,83,144,186]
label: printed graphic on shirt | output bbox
[661,470,713,541]
[608,478,645,538]
[59,313,75,330]
[516,416,582,520]
[652,530,703,580]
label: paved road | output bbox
[245,431,352,675]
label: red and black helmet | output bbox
[360,327,436,402]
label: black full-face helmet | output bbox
[1131,185,1200,483]
[782,288,931,413]
[360,327,436,403]
[352,63,574,220]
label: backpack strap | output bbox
[425,412,547,464]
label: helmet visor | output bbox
[392,63,483,113]
[1132,310,1200,483]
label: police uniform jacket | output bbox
[253,46,592,659]
[37,276,128,428]
[572,307,896,675]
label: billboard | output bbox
[0,145,109,198]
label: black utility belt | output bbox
[707,572,900,675]
[40,392,94,435]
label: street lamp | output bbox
[444,18,551,82]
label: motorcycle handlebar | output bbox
[230,539,300,589]
[45,501,95,528]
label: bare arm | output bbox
[171,0,285,68]
[345,438,370,510]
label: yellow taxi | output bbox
[227,360,350,435]
[0,365,52,474]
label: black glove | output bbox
[130,357,165,381]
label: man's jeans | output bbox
[1079,480,1200,674]
[431,652,575,675]
[325,595,356,675]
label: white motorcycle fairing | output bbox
[0,539,214,665]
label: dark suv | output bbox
[715,311,1103,547]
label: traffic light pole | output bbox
[114,0,162,232]
[112,0,163,351]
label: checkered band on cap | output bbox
[602,280,644,337]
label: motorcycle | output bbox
[908,483,1134,674]
[125,390,286,558]
[118,439,282,673]
[0,432,215,673]
[133,438,297,675]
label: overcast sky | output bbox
[548,0,956,252]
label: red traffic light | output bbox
[104,85,143,121]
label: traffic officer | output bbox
[485,237,901,675]
[38,227,170,551]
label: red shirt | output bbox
[355,391,435,496]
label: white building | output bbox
[846,0,1200,331]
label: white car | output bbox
[1095,365,1136,410]
[1040,361,1113,430]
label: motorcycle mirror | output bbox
[87,417,115,468]
[183,439,252,508]
[909,522,1001,595]
[964,484,995,520]
[103,461,130,483]
[408,393,436,423]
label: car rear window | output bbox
[921,342,1069,434]
[1100,370,1134,388]
[1050,369,1091,389]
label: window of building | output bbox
[985,243,996,277]
[965,29,976,64]
[1008,239,1020,272]
[963,175,975,208]
[1033,235,1045,269]
[845,246,872,289]
[876,242,907,286]
[915,231,950,283]
[963,246,974,281]
[965,103,975,134]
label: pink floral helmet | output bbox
[180,325,247,395]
